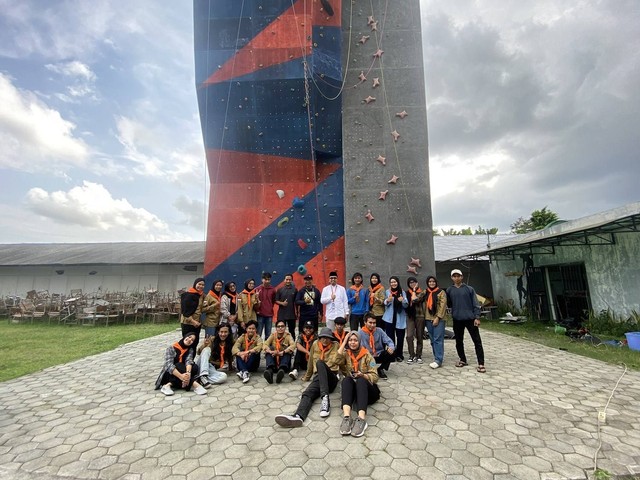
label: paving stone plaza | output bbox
[1,329,639,480]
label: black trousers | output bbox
[341,376,380,413]
[453,319,485,365]
[350,314,364,332]
[292,350,309,371]
[161,362,200,391]
[374,350,394,371]
[294,361,339,420]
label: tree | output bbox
[474,226,499,235]
[511,207,559,234]
[438,226,499,235]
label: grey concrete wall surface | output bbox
[342,0,434,286]
[491,232,640,317]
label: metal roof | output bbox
[0,242,205,266]
[433,234,515,261]
[451,202,640,261]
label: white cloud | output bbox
[45,60,97,100]
[0,73,89,171]
[45,61,96,81]
[173,195,205,230]
[25,181,188,241]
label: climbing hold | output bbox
[359,35,370,44]
[379,190,389,201]
[410,258,422,268]
[276,189,285,199]
[364,96,376,104]
[297,265,308,275]
[367,15,375,25]
[365,210,375,222]
[386,235,398,245]
[292,197,305,208]
[388,175,399,184]
[277,217,289,228]
[391,130,400,141]
[359,72,367,82]
[396,111,408,119]
[372,78,380,88]
[370,21,378,31]
[373,49,383,58]
[406,266,418,275]
[377,155,386,166]
[297,239,308,250]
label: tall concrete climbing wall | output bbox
[342,1,435,283]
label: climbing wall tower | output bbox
[194,0,433,287]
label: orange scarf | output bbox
[302,333,314,361]
[208,290,221,301]
[361,325,377,356]
[219,344,225,369]
[172,342,189,363]
[426,287,440,313]
[275,335,284,366]
[348,347,368,373]
[408,287,422,305]
[242,289,254,311]
[187,287,202,296]
[244,334,256,352]
[369,284,383,306]
[228,292,237,305]
[333,330,346,344]
[350,284,364,302]
[318,341,331,361]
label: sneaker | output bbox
[236,371,243,380]
[378,369,388,380]
[275,414,303,428]
[319,395,330,418]
[416,358,424,364]
[242,371,250,384]
[351,417,368,437]
[263,369,274,384]
[276,369,285,384]
[406,357,414,364]
[193,384,207,395]
[429,361,440,369]
[199,376,212,389]
[289,369,299,381]
[160,385,174,396]
[339,416,353,435]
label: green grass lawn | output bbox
[0,321,177,382]
[481,319,640,371]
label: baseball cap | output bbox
[450,269,463,276]
[304,274,313,280]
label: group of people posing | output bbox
[155,269,486,437]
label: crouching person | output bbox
[195,323,233,387]
[275,327,346,427]
[155,332,207,396]
[263,320,295,384]
[339,332,380,437]
[232,320,263,383]
[289,321,317,380]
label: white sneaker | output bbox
[236,371,243,379]
[289,369,298,380]
[416,358,424,364]
[242,371,250,384]
[319,395,330,418]
[160,385,174,396]
[429,361,440,369]
[406,357,414,364]
[194,385,207,395]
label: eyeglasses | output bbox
[276,324,286,328]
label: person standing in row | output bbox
[447,269,486,373]
[201,279,223,339]
[383,276,409,362]
[256,272,276,339]
[296,274,322,332]
[368,273,386,327]
[221,282,240,338]
[424,275,448,369]
[275,273,298,337]
[180,277,204,351]
[321,271,349,330]
[405,276,426,364]
[347,272,369,331]
[237,279,258,334]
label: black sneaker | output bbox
[276,369,285,384]
[263,370,274,384]
[378,369,388,380]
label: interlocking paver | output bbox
[1,330,639,479]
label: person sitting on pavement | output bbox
[289,321,317,380]
[338,331,380,437]
[195,323,232,387]
[232,320,263,383]
[275,327,346,427]
[263,319,295,384]
[358,312,395,380]
[155,332,207,396]
[332,316,348,343]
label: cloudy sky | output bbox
[0,1,637,243]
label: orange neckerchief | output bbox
[219,344,225,369]
[242,289,254,310]
[333,330,346,344]
[318,341,331,361]
[369,284,383,306]
[172,342,189,363]
[348,347,368,373]
[227,292,237,305]
[187,287,203,296]
[244,334,256,352]
[275,334,285,366]
[426,287,440,312]
[208,290,221,302]
[350,284,363,301]
[361,325,377,356]
[408,287,422,305]
[302,333,314,361]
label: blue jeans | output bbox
[257,315,273,339]
[425,319,445,365]
[195,347,228,384]
[236,352,260,372]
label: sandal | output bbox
[455,360,468,368]
[477,365,486,373]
